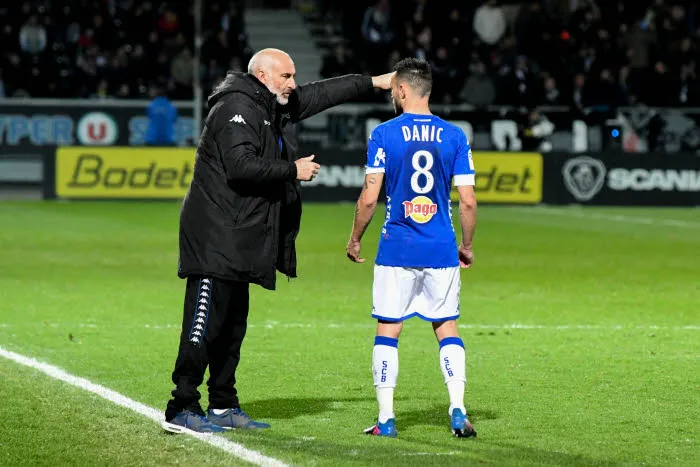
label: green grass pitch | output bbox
[0,201,698,465]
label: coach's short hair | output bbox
[393,58,432,97]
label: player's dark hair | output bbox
[393,58,432,97]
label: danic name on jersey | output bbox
[401,124,444,143]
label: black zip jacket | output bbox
[177,71,374,290]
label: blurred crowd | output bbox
[3,0,700,112]
[322,0,700,109]
[0,0,250,100]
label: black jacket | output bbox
[178,71,373,290]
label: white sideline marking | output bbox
[519,207,700,229]
[0,346,288,467]
[1,322,699,331]
[465,323,700,331]
[253,322,700,331]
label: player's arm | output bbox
[347,128,385,263]
[457,185,477,268]
[454,133,477,269]
[347,172,383,263]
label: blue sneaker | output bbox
[363,419,397,437]
[162,410,226,434]
[451,409,477,438]
[207,408,271,430]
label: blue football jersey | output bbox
[366,113,475,268]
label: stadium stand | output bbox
[2,0,699,110]
[312,0,700,108]
[0,0,251,100]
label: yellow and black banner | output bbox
[46,146,543,203]
[53,147,196,199]
[451,152,543,204]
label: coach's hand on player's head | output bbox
[371,71,396,90]
[346,238,365,263]
[458,244,474,269]
[295,155,320,181]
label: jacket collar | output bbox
[246,74,278,118]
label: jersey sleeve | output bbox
[453,130,475,186]
[365,127,386,174]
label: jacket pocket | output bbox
[224,222,272,275]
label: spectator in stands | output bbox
[460,61,496,108]
[19,15,47,55]
[437,7,466,52]
[361,0,394,44]
[203,30,233,70]
[519,109,554,152]
[618,65,632,104]
[91,14,115,51]
[571,73,589,115]
[430,46,459,103]
[387,49,401,70]
[361,0,396,74]
[593,68,623,107]
[541,75,562,106]
[116,83,132,99]
[678,62,700,106]
[473,0,506,46]
[408,26,432,62]
[221,2,245,36]
[145,86,178,146]
[643,61,680,106]
[204,58,225,91]
[506,55,541,107]
[152,51,173,88]
[670,37,696,75]
[170,47,194,99]
[105,54,127,94]
[621,20,655,77]
[158,8,180,39]
[568,0,601,45]
[403,0,436,47]
[320,42,358,79]
[92,79,110,100]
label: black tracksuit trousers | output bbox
[165,276,249,421]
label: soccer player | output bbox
[346,58,478,438]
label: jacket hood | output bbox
[208,71,276,108]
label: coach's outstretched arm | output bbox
[457,185,477,269]
[288,72,394,123]
[346,173,384,263]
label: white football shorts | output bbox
[372,265,461,322]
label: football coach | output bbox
[163,48,394,433]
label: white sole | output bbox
[162,420,194,434]
[162,420,225,435]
